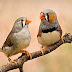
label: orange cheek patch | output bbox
[49,13,55,22]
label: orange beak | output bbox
[26,19,32,24]
[40,13,45,20]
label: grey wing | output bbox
[2,26,20,48]
[2,32,14,48]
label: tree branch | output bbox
[0,33,72,72]
[19,66,23,72]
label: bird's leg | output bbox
[8,57,11,62]
[20,50,32,59]
[40,46,45,55]
[61,36,64,44]
[7,56,17,63]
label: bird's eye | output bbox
[48,13,55,22]
[21,20,25,27]
[40,13,45,20]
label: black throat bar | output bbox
[42,27,58,33]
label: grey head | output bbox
[39,9,59,33]
[42,9,57,22]
[11,17,31,33]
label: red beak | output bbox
[40,13,45,20]
[26,19,32,24]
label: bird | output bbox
[0,17,32,63]
[37,9,64,55]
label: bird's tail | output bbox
[0,48,2,52]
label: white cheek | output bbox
[45,15,47,20]
[23,21,25,26]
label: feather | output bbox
[37,32,41,37]
[58,25,62,37]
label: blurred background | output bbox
[0,0,72,72]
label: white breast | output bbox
[37,31,60,47]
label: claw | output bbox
[13,59,18,62]
[20,50,32,59]
[40,48,45,55]
[8,57,17,64]
[61,36,64,44]
[10,60,17,64]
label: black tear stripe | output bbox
[21,19,23,27]
[2,47,3,50]
[42,27,58,33]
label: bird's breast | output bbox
[12,29,31,54]
[37,31,60,46]
[17,39,30,49]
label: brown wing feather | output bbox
[2,33,13,48]
[37,31,42,37]
[58,25,62,37]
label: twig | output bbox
[0,33,72,72]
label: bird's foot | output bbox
[8,57,17,64]
[13,59,18,62]
[61,36,64,44]
[10,60,17,64]
[20,50,32,59]
[40,48,45,55]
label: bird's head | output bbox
[12,17,31,33]
[40,9,57,23]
